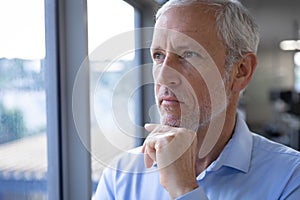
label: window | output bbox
[294,52,300,92]
[0,0,157,199]
[0,0,47,199]
[87,0,140,192]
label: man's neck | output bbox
[194,109,237,176]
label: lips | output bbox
[160,96,179,105]
[158,93,185,108]
[157,86,184,107]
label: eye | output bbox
[152,51,165,64]
[180,51,200,59]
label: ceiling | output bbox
[240,0,300,50]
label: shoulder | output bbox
[103,146,155,175]
[251,132,300,170]
[94,147,150,199]
[95,146,161,199]
[252,132,300,157]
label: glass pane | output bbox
[87,0,138,193]
[294,52,300,92]
[0,0,47,199]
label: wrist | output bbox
[168,181,199,200]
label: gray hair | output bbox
[156,0,260,70]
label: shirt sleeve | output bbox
[176,187,209,200]
[92,168,115,200]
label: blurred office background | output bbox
[0,0,299,199]
[241,0,300,149]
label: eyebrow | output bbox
[151,45,206,55]
[150,46,164,53]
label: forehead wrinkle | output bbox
[153,27,214,53]
[152,33,207,55]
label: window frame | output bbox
[45,0,158,199]
[45,0,62,198]
[45,0,91,199]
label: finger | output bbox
[141,132,159,153]
[143,135,159,167]
[144,123,160,132]
[144,123,173,132]
[141,124,159,153]
[141,143,145,153]
[144,143,157,168]
[144,147,155,168]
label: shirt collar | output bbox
[205,112,253,174]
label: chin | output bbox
[161,115,181,127]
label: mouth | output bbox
[157,86,185,108]
[159,96,182,106]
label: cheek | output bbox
[187,74,211,107]
[196,83,210,105]
[152,65,158,81]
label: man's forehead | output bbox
[155,4,217,27]
[151,28,205,48]
[153,6,217,38]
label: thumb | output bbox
[144,123,160,132]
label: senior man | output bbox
[94,0,300,199]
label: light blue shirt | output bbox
[94,115,300,199]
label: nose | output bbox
[153,52,182,86]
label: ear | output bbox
[231,53,257,92]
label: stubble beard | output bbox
[159,77,232,132]
[160,95,230,132]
